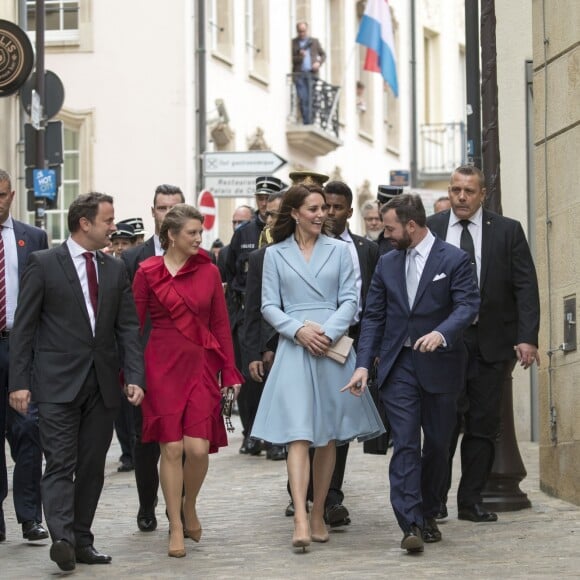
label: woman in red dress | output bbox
[133,204,243,558]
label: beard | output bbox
[366,229,381,241]
[390,230,412,250]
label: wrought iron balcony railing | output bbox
[419,122,466,177]
[287,73,340,139]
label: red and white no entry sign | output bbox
[198,190,216,230]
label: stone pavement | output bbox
[2,416,579,579]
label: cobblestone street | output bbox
[2,417,579,579]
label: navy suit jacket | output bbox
[356,236,480,394]
[13,219,49,278]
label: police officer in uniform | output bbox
[225,176,284,454]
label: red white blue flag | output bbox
[356,0,399,97]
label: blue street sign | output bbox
[33,168,57,200]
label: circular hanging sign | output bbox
[0,19,34,97]
[20,70,66,119]
[198,190,216,231]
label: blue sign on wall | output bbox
[33,169,57,200]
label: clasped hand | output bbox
[295,325,330,357]
[124,384,145,406]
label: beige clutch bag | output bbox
[303,320,354,364]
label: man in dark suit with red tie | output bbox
[121,184,184,532]
[9,192,145,572]
[0,169,49,544]
[344,194,480,552]
[427,165,540,523]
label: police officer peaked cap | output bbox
[118,217,146,236]
[288,170,329,187]
[377,185,403,205]
[111,222,136,240]
[255,176,284,196]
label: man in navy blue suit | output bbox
[343,194,479,553]
[0,169,49,543]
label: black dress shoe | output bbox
[0,530,5,542]
[137,511,157,532]
[245,438,263,456]
[324,504,351,527]
[422,518,442,543]
[266,445,286,460]
[117,459,134,472]
[435,504,448,520]
[458,503,498,522]
[401,525,424,553]
[285,500,295,517]
[50,539,76,571]
[75,545,112,564]
[22,520,49,541]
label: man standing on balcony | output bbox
[292,21,326,125]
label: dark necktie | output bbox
[459,220,478,286]
[0,226,6,331]
[82,251,99,316]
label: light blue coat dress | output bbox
[250,235,385,447]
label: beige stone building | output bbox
[533,0,580,505]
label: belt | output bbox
[0,329,10,340]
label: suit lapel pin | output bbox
[18,239,25,246]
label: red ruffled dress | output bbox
[133,253,243,452]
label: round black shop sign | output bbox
[0,19,35,97]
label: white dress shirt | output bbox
[1,216,20,330]
[339,229,362,323]
[66,237,99,334]
[445,206,482,286]
[154,234,163,256]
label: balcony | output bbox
[418,122,466,181]
[285,74,342,157]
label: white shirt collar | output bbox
[412,229,435,258]
[339,228,352,243]
[66,236,95,258]
[1,215,14,229]
[449,206,483,228]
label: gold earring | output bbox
[172,239,175,248]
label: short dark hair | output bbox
[68,192,114,233]
[153,184,185,207]
[0,169,12,190]
[159,203,204,251]
[452,165,486,189]
[271,185,326,243]
[324,181,353,208]
[382,193,426,227]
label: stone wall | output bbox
[533,0,580,506]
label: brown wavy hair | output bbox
[159,203,204,250]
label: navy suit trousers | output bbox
[1,337,43,531]
[380,348,457,532]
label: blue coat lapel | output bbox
[412,238,445,310]
[276,236,335,298]
[13,221,29,275]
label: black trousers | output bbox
[449,326,515,507]
[38,368,116,547]
[0,337,43,531]
[132,404,160,513]
[114,396,136,463]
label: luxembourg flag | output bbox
[356,0,399,97]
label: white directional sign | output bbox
[203,151,286,176]
[204,175,257,198]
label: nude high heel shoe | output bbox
[184,527,202,543]
[168,525,186,558]
[292,520,311,552]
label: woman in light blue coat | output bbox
[251,185,384,551]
